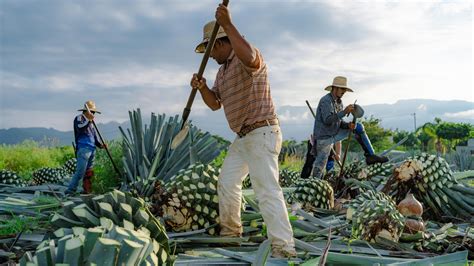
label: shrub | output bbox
[92,139,123,193]
[0,140,74,180]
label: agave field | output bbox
[0,109,473,265]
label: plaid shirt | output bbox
[211,49,277,133]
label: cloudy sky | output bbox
[0,0,472,132]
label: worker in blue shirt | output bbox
[65,100,106,195]
[312,76,388,178]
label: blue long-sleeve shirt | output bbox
[313,93,349,139]
[74,114,102,150]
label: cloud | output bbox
[0,0,472,132]
[444,109,474,119]
[417,104,428,111]
[278,109,312,123]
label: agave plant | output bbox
[0,169,26,187]
[382,153,474,219]
[31,167,63,185]
[21,222,171,265]
[50,189,169,251]
[119,110,222,198]
[288,178,334,210]
[346,190,405,243]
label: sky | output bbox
[0,0,472,132]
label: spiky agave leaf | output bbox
[22,224,171,266]
[119,110,223,198]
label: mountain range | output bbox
[1,99,472,145]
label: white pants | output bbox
[218,125,295,250]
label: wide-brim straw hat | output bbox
[324,76,354,92]
[195,21,228,53]
[77,100,101,114]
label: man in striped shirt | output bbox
[190,4,296,258]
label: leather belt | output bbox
[237,118,279,138]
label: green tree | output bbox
[435,122,471,151]
[416,130,432,152]
[346,116,392,153]
[393,130,420,150]
[416,117,445,154]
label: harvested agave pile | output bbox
[152,163,220,235]
[383,153,474,219]
[358,163,394,180]
[288,178,334,210]
[62,158,77,176]
[0,169,26,187]
[279,168,300,187]
[242,168,300,189]
[30,158,77,185]
[31,167,63,185]
[347,191,405,242]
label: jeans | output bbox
[301,140,335,179]
[218,125,295,252]
[66,146,95,193]
[312,122,374,178]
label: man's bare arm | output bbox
[190,74,221,111]
[215,4,258,69]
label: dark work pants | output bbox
[300,140,334,179]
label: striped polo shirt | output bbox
[211,49,277,133]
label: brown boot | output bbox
[82,169,93,194]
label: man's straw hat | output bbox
[195,21,228,53]
[78,100,101,114]
[324,76,354,92]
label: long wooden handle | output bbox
[181,0,230,129]
[338,116,357,178]
[84,105,122,178]
[305,100,316,119]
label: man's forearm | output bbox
[199,87,221,111]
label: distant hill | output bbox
[191,99,473,141]
[0,121,126,146]
[1,99,472,145]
